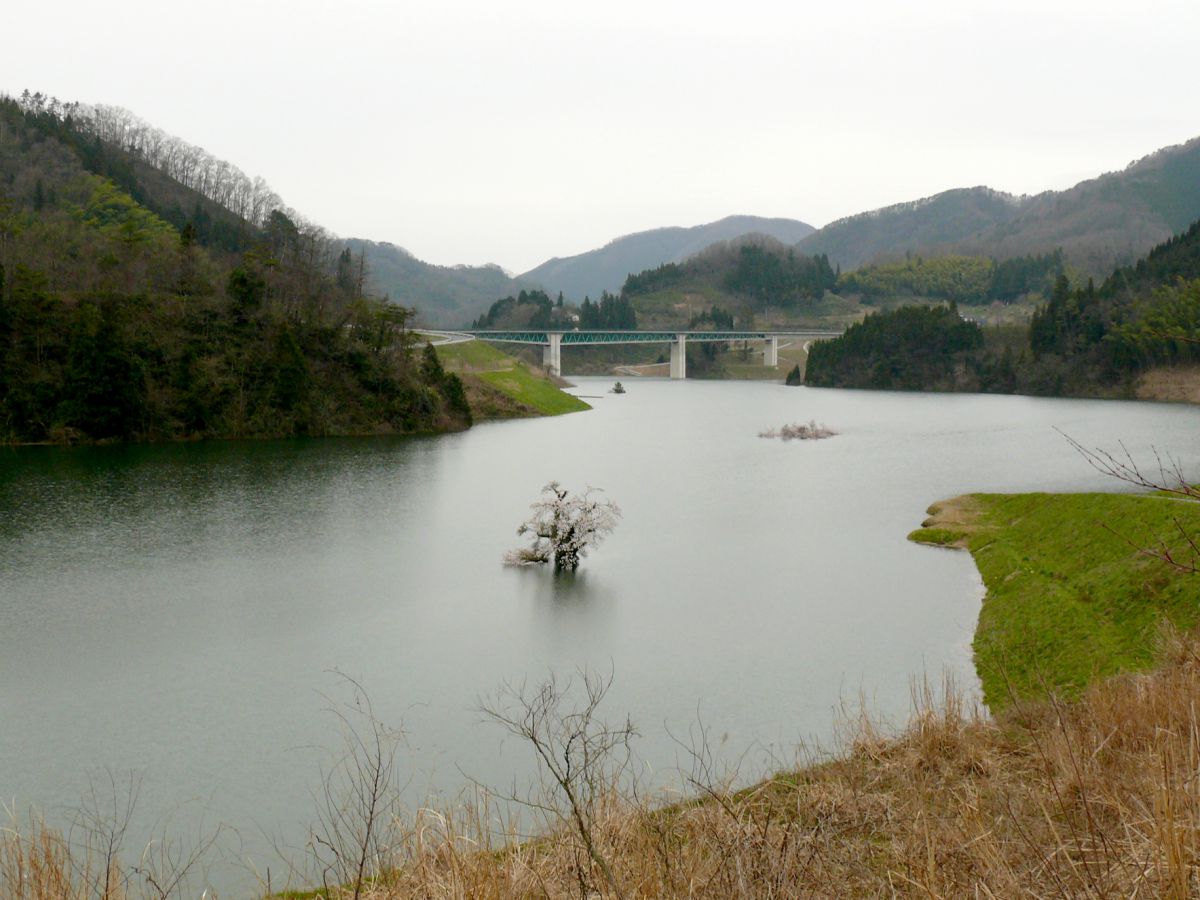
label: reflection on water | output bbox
[1,380,1197,895]
[522,567,619,652]
[522,566,608,606]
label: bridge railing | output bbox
[465,329,842,345]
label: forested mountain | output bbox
[345,239,528,328]
[798,136,1200,275]
[955,137,1200,274]
[0,93,471,442]
[1101,219,1200,296]
[1011,216,1200,386]
[5,92,287,254]
[524,132,1200,316]
[472,289,573,330]
[520,215,815,302]
[8,93,547,330]
[470,286,637,333]
[805,305,986,391]
[626,237,834,305]
[601,236,838,330]
[797,188,1024,272]
[804,217,1200,396]
[615,238,1066,333]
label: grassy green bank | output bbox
[431,339,591,419]
[910,491,1200,708]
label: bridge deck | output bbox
[466,329,841,345]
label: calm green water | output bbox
[2,379,1196,894]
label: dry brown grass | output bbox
[8,629,1200,898]
[0,815,138,900]
[0,823,87,900]
[331,626,1200,898]
[920,495,988,539]
[1135,365,1200,404]
[908,496,991,550]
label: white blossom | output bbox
[504,482,621,572]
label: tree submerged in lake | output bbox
[505,482,621,572]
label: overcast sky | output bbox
[6,0,1200,273]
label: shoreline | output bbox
[908,489,1199,708]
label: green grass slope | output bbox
[475,367,591,415]
[433,340,590,417]
[910,492,1200,709]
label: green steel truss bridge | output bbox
[437,329,843,378]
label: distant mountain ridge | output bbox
[344,239,526,328]
[953,136,1200,273]
[520,214,816,301]
[795,187,1024,270]
[23,89,1197,328]
[798,136,1200,275]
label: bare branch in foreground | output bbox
[479,667,636,899]
[309,673,406,900]
[1058,429,1197,501]
[1059,429,1198,574]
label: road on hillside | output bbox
[417,330,476,345]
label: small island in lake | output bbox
[759,420,836,441]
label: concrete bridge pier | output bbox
[670,334,687,379]
[542,332,562,377]
[764,336,779,367]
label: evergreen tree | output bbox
[579,296,600,328]
[60,301,147,438]
[336,247,354,294]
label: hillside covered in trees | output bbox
[0,93,471,443]
[839,251,1065,305]
[804,219,1200,396]
[610,237,839,330]
[472,288,573,330]
[805,305,988,391]
[611,235,1070,334]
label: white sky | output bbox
[5,0,1199,273]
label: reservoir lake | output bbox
[2,377,1197,893]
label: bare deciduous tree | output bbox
[1062,430,1198,574]
[308,673,405,900]
[504,482,620,572]
[13,92,297,232]
[479,668,636,899]
[65,771,140,900]
[51,770,222,900]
